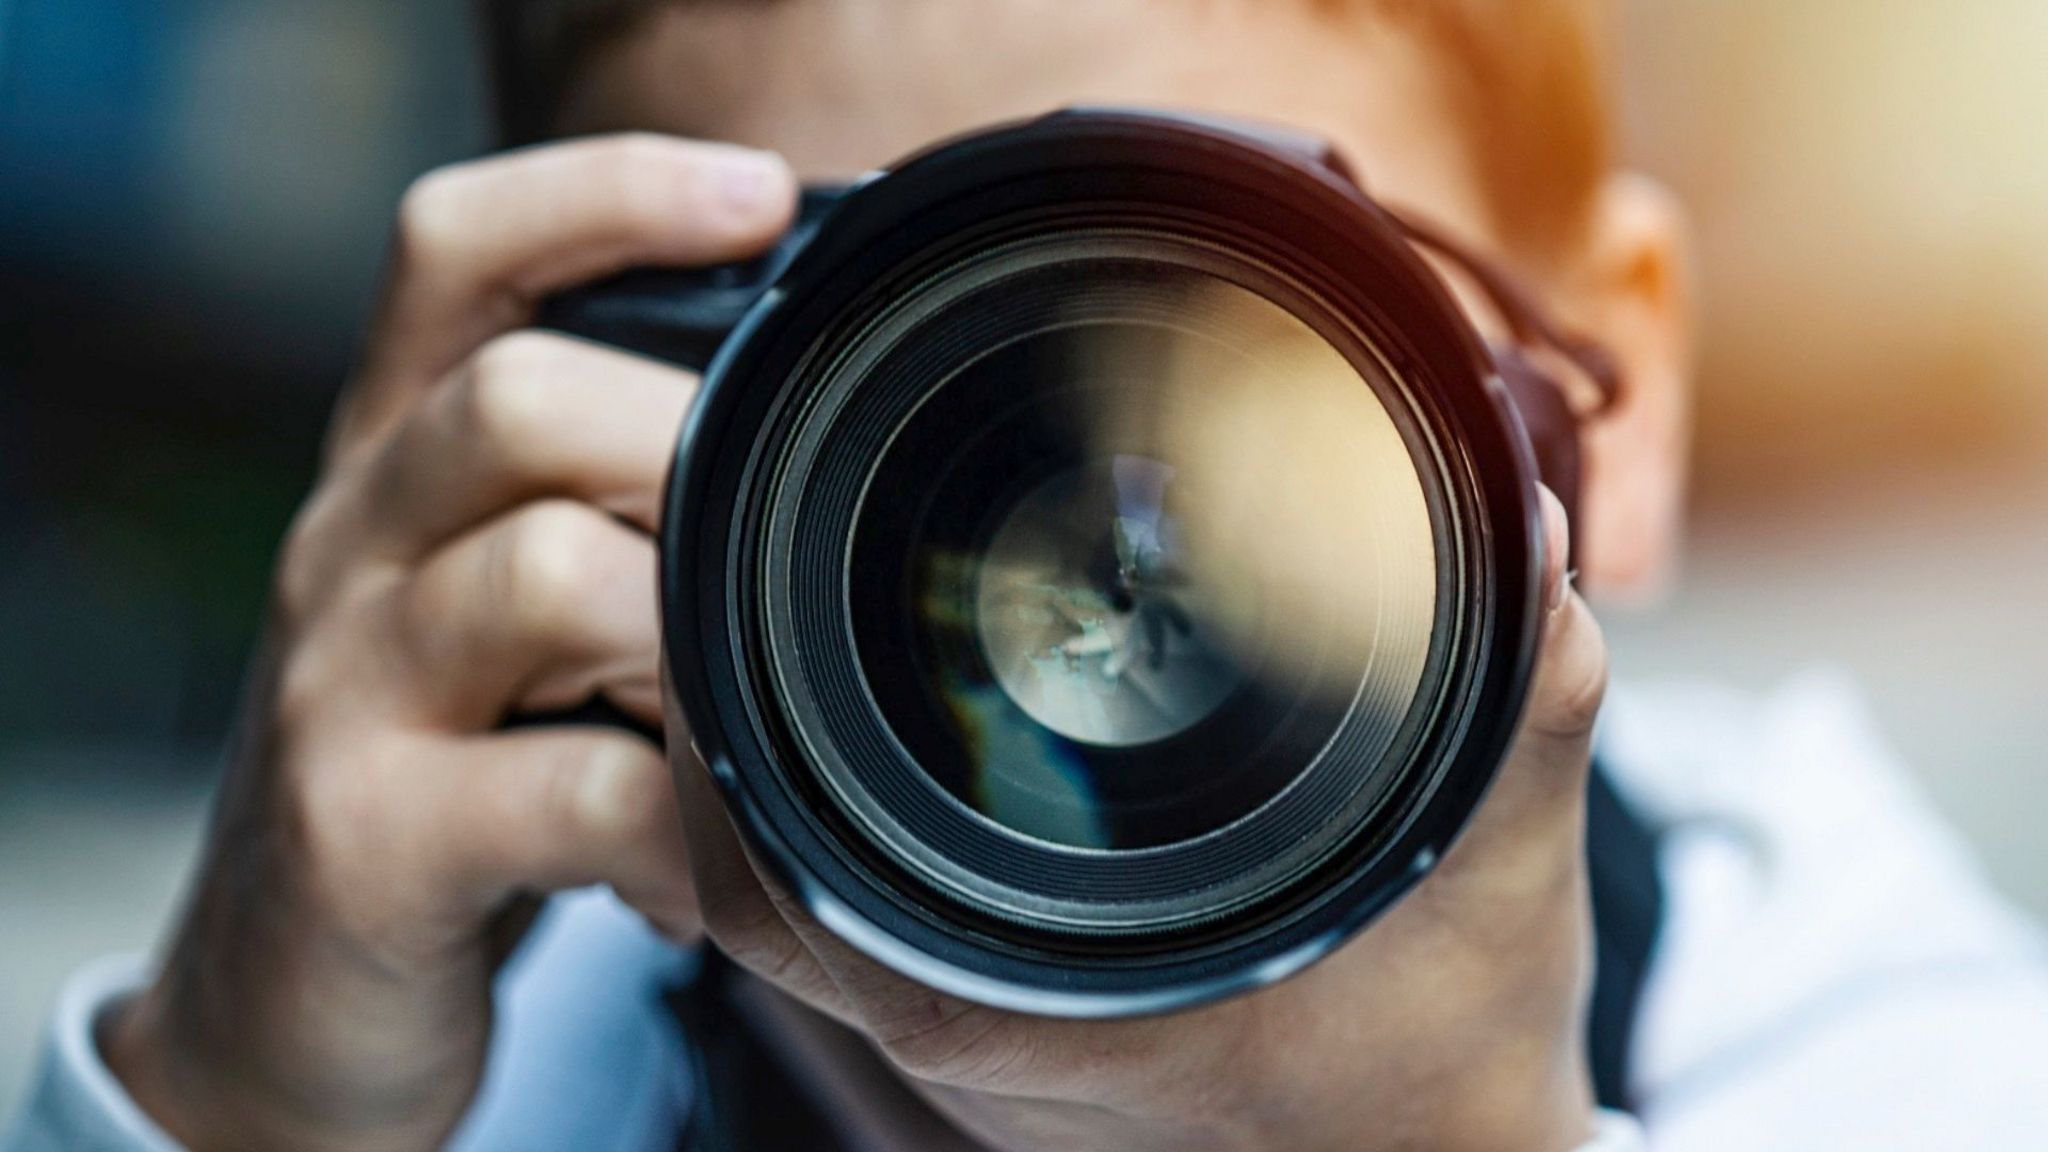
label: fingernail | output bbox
[1552,567,1578,615]
[1538,486,1572,614]
[718,150,787,213]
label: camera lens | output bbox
[656,112,1546,1014]
[922,444,1263,787]
[971,454,1246,753]
[759,233,1447,932]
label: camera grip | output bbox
[508,191,850,743]
[1495,346,1587,528]
[537,187,848,373]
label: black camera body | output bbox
[543,108,1588,1017]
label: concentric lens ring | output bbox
[754,229,1459,934]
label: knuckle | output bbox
[500,501,613,629]
[272,480,389,628]
[271,641,341,745]
[460,331,564,448]
[271,517,401,729]
[273,496,339,626]
[565,744,670,845]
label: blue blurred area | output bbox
[0,1,490,1109]
[0,0,168,268]
[0,0,487,753]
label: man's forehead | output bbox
[552,0,1493,242]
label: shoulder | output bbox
[1601,668,2039,969]
[1602,671,2048,1150]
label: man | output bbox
[9,1,2048,1149]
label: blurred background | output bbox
[4,0,2046,1116]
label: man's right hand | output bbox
[102,135,798,1152]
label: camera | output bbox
[543,108,1610,1017]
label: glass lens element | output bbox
[974,456,1245,749]
[842,263,1439,855]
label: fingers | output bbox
[675,749,1045,1091]
[391,499,662,729]
[280,332,692,624]
[433,728,698,937]
[1526,485,1609,749]
[271,496,693,949]
[354,332,695,558]
[1443,486,1607,873]
[336,134,797,458]
[675,750,856,1022]
[123,136,789,1139]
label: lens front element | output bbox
[760,232,1451,933]
[973,454,1245,752]
[664,113,1547,1014]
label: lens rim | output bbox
[760,234,1451,930]
[660,109,1547,1018]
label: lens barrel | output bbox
[655,110,1547,1017]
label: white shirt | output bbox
[7,671,2045,1151]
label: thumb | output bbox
[1525,485,1610,747]
[1444,486,1607,867]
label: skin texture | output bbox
[106,1,1694,1149]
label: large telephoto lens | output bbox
[661,111,1544,1016]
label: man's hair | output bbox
[482,0,1613,254]
[482,0,656,148]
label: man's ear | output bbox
[1566,173,1696,604]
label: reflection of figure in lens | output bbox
[845,289,1432,857]
[977,456,1240,751]
[1097,456,1200,673]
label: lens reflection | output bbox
[974,456,1247,749]
[840,266,1437,854]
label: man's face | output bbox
[559,0,1695,597]
[564,0,1491,245]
